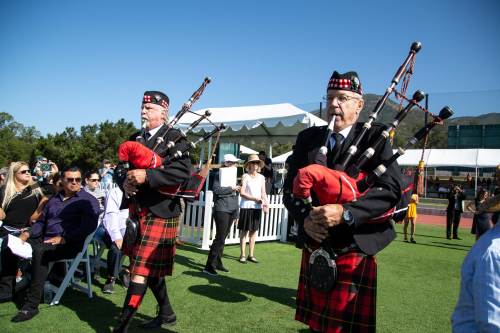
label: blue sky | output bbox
[1,0,499,134]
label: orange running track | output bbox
[416,213,472,229]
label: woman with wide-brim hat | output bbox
[237,154,268,263]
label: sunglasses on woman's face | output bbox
[17,169,30,175]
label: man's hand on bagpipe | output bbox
[122,169,147,196]
[127,169,147,186]
[304,216,329,243]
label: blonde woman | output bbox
[238,154,268,263]
[0,162,43,302]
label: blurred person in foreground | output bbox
[452,164,500,332]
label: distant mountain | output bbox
[309,94,500,148]
[448,113,500,125]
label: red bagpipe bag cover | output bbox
[118,141,204,199]
[293,164,395,222]
[118,141,163,169]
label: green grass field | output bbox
[0,224,474,332]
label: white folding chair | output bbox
[45,229,97,306]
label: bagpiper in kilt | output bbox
[113,91,191,333]
[284,71,402,333]
[296,248,377,333]
[125,205,179,277]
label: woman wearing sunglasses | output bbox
[0,162,43,303]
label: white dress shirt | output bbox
[102,187,129,242]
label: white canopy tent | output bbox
[177,103,327,192]
[272,149,500,167]
[177,103,327,151]
[397,148,500,195]
[272,148,499,195]
[395,149,500,167]
[272,151,293,164]
[240,145,258,155]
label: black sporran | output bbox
[123,217,140,249]
[308,247,337,292]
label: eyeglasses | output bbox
[65,177,82,183]
[327,94,361,105]
[88,179,99,182]
[17,169,30,175]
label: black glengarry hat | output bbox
[327,71,363,95]
[143,91,169,108]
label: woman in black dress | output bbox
[0,162,43,302]
[467,189,490,240]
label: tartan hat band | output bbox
[143,91,169,108]
[327,71,363,95]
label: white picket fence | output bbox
[179,191,289,250]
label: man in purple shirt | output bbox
[11,167,100,322]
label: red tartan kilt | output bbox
[125,213,179,278]
[296,248,377,333]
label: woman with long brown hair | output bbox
[467,188,491,240]
[0,162,43,302]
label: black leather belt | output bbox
[305,242,358,255]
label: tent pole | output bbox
[199,144,205,170]
[424,166,427,198]
[268,143,273,158]
[475,166,478,196]
[205,137,213,194]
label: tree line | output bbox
[0,112,137,171]
[0,110,448,172]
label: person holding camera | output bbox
[99,159,115,191]
[446,185,466,240]
[33,157,58,185]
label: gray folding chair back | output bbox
[45,229,97,306]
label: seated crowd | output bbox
[0,158,129,322]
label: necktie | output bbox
[144,132,152,141]
[330,132,344,161]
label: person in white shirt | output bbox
[101,186,129,293]
[237,154,268,264]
